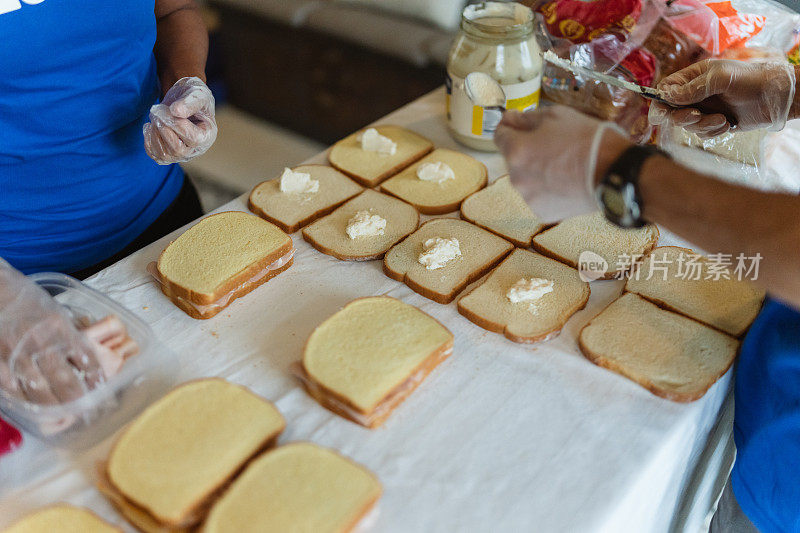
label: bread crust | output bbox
[156,213,293,307]
[247,165,363,234]
[202,443,382,533]
[164,258,293,320]
[299,297,454,428]
[577,295,740,403]
[6,505,123,533]
[457,275,591,344]
[300,340,452,428]
[383,219,513,304]
[379,160,488,216]
[103,379,285,529]
[328,126,434,187]
[459,211,536,248]
[624,246,764,338]
[531,225,660,280]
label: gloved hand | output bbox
[0,261,104,405]
[143,76,218,165]
[494,105,630,220]
[649,59,796,138]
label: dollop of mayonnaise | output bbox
[506,278,554,303]
[416,161,455,184]
[346,210,387,239]
[418,237,461,270]
[279,168,319,194]
[359,128,397,155]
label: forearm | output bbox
[594,133,800,307]
[154,0,208,94]
[641,158,800,307]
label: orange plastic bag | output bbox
[665,0,765,55]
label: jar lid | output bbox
[462,2,534,40]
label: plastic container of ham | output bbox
[0,273,176,449]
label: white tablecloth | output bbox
[0,89,732,532]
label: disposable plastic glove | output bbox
[494,105,629,221]
[0,261,104,405]
[144,77,218,165]
[649,59,795,138]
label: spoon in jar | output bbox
[465,72,507,112]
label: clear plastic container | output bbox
[446,2,543,151]
[0,273,176,449]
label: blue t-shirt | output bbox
[732,298,800,532]
[0,0,183,274]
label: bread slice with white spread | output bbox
[380,148,488,215]
[458,249,590,343]
[532,212,659,279]
[154,212,293,319]
[300,297,454,428]
[460,175,544,247]
[202,443,381,533]
[625,246,765,337]
[384,218,513,304]
[328,125,434,187]
[248,165,363,233]
[302,189,419,261]
[100,379,285,531]
[579,293,739,402]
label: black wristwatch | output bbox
[595,144,668,228]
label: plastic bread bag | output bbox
[537,0,666,140]
[657,120,800,193]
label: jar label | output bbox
[447,73,541,140]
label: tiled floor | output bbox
[182,105,325,211]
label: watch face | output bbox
[599,183,626,218]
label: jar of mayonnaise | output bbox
[446,2,543,152]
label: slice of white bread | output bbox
[384,218,514,304]
[156,212,293,319]
[302,189,419,261]
[380,148,488,215]
[460,175,544,247]
[458,249,590,343]
[104,379,285,530]
[301,297,453,428]
[202,443,382,533]
[579,293,739,402]
[248,165,363,233]
[532,212,659,279]
[4,505,120,533]
[328,125,434,187]
[625,246,765,337]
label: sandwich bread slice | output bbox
[328,125,433,187]
[625,246,765,337]
[579,293,739,402]
[302,189,419,261]
[101,379,285,531]
[384,218,513,304]
[248,165,363,233]
[380,148,488,215]
[4,505,120,533]
[460,175,544,247]
[532,212,659,279]
[155,211,293,319]
[202,443,381,533]
[458,249,590,343]
[300,297,453,428]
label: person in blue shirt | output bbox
[0,0,217,278]
[496,59,800,531]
